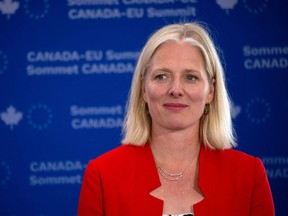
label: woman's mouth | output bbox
[163,103,188,111]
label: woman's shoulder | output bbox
[200,146,267,183]
[202,146,257,162]
[201,146,265,173]
[88,144,151,169]
[85,144,156,182]
[221,148,257,161]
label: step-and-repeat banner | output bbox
[1,0,287,215]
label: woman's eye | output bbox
[155,74,167,80]
[187,74,197,81]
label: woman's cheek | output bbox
[146,84,164,101]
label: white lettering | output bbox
[72,117,123,129]
[147,6,196,18]
[105,50,140,61]
[81,62,134,74]
[243,46,288,57]
[70,105,123,116]
[27,51,80,62]
[85,50,103,61]
[126,8,144,18]
[68,8,122,19]
[266,168,288,178]
[30,161,84,172]
[27,65,79,76]
[244,58,288,69]
[262,157,288,165]
[30,175,82,185]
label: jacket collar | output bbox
[136,143,163,215]
[142,143,219,213]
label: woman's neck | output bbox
[150,127,200,167]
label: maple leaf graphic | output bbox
[0,105,23,130]
[0,0,19,19]
[216,0,238,14]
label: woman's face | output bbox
[142,42,214,134]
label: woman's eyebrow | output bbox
[153,67,172,72]
[155,67,201,74]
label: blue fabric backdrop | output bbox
[1,0,287,215]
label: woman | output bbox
[78,22,275,216]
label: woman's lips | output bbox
[163,103,188,111]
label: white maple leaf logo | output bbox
[0,0,19,19]
[216,0,238,14]
[0,105,23,130]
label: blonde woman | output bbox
[78,22,274,216]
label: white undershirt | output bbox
[163,213,193,216]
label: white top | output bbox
[163,214,193,216]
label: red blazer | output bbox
[78,144,275,216]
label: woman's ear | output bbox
[207,78,215,103]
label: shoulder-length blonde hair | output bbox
[121,22,236,150]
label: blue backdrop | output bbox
[1,0,287,215]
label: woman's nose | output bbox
[168,78,184,97]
